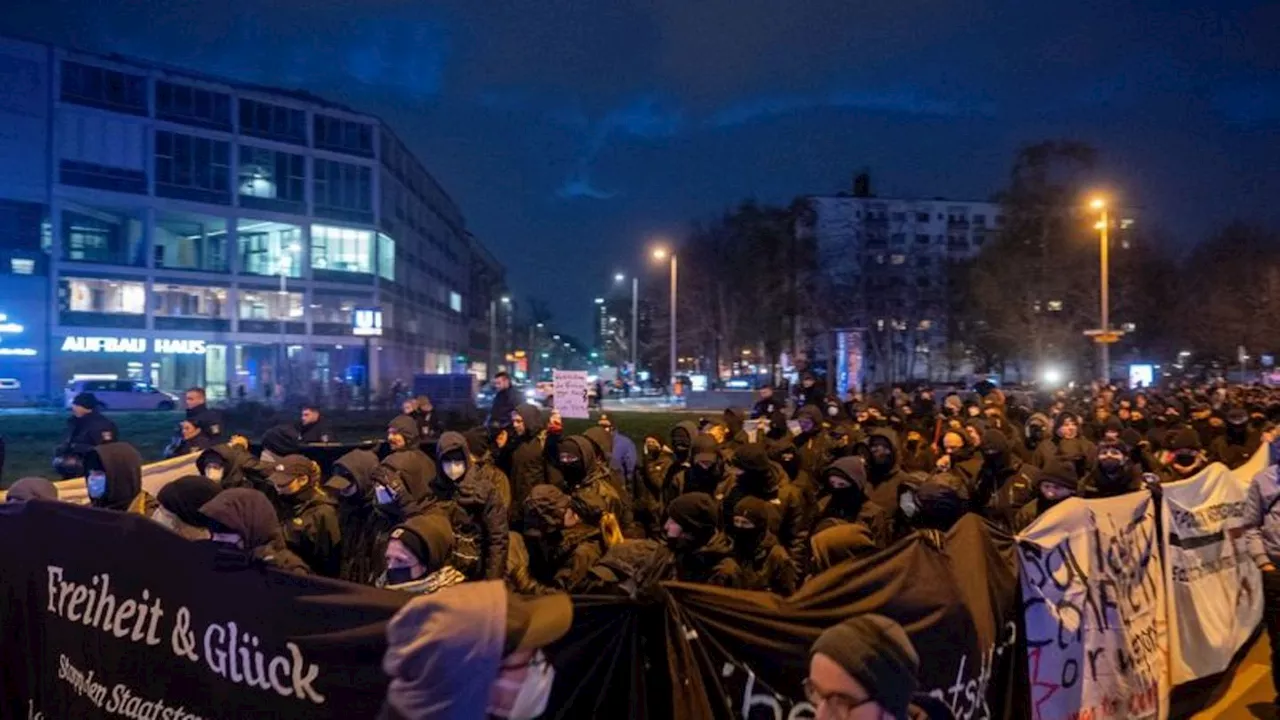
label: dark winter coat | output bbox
[429,432,510,580]
[330,448,393,585]
[715,461,813,573]
[86,442,156,516]
[277,483,342,578]
[813,457,892,548]
[63,411,119,454]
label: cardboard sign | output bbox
[553,370,591,419]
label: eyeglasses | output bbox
[803,678,876,718]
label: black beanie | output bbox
[732,444,771,475]
[979,429,1009,454]
[1038,462,1080,493]
[72,392,98,411]
[667,492,719,537]
[810,614,920,720]
[463,428,490,457]
[390,513,454,573]
[157,475,222,527]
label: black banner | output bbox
[664,514,1026,720]
[0,501,407,720]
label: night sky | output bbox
[5,1,1278,339]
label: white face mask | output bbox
[899,492,918,518]
[152,507,179,532]
[444,460,466,480]
[827,406,840,417]
[260,449,279,464]
[205,465,225,482]
[375,485,397,506]
[489,651,556,720]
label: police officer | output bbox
[297,403,336,443]
[60,393,119,455]
[268,454,342,578]
[184,387,225,441]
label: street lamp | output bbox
[613,272,639,379]
[652,246,677,395]
[489,295,513,381]
[1086,195,1119,383]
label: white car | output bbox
[64,380,179,411]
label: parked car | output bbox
[64,380,179,411]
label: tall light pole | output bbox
[653,247,676,395]
[489,295,511,381]
[613,272,639,377]
[1090,197,1114,383]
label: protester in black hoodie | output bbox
[325,448,391,584]
[793,405,831,482]
[1032,413,1096,480]
[768,436,820,503]
[1158,428,1209,483]
[582,426,632,518]
[522,484,611,592]
[372,417,437,524]
[1081,439,1142,499]
[722,408,750,454]
[638,434,674,537]
[1013,463,1078,533]
[497,403,550,527]
[896,472,971,538]
[720,497,797,595]
[552,434,626,529]
[664,492,734,585]
[85,442,155,516]
[267,454,342,578]
[717,443,812,573]
[1209,408,1261,470]
[973,429,1038,531]
[153,475,221,540]
[814,457,891,548]
[673,435,730,498]
[809,523,880,574]
[196,442,271,493]
[863,428,910,519]
[431,431,509,580]
[200,488,310,574]
[259,423,304,463]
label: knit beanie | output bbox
[810,614,920,720]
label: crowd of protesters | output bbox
[10,373,1280,719]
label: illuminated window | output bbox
[890,254,905,265]
[377,233,396,282]
[10,259,34,275]
[1047,300,1064,312]
[311,225,373,274]
[62,277,146,314]
[449,291,462,313]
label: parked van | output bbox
[64,380,179,411]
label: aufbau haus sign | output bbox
[60,336,207,355]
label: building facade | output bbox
[0,36,494,403]
[806,192,1004,382]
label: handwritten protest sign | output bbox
[1018,492,1169,720]
[1160,448,1269,683]
[553,370,590,419]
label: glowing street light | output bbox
[651,244,677,394]
[614,272,626,284]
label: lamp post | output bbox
[1089,197,1115,383]
[489,295,511,381]
[614,272,639,378]
[652,247,676,396]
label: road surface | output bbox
[1192,634,1274,719]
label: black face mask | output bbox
[1098,458,1126,479]
[673,445,691,463]
[729,525,765,554]
[778,453,801,478]
[1028,426,1045,443]
[666,533,699,554]
[981,450,1005,469]
[561,461,586,487]
[646,446,662,460]
[1173,452,1199,468]
[385,566,419,585]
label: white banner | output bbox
[0,452,198,504]
[1018,491,1169,720]
[553,370,591,419]
[1160,447,1269,683]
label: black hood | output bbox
[199,488,280,550]
[379,450,436,517]
[196,443,248,476]
[866,427,901,478]
[823,456,872,505]
[86,442,143,511]
[260,424,303,457]
[671,421,699,450]
[514,403,544,437]
[388,414,421,445]
[796,405,825,432]
[723,408,746,435]
[331,448,380,499]
[582,426,615,463]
